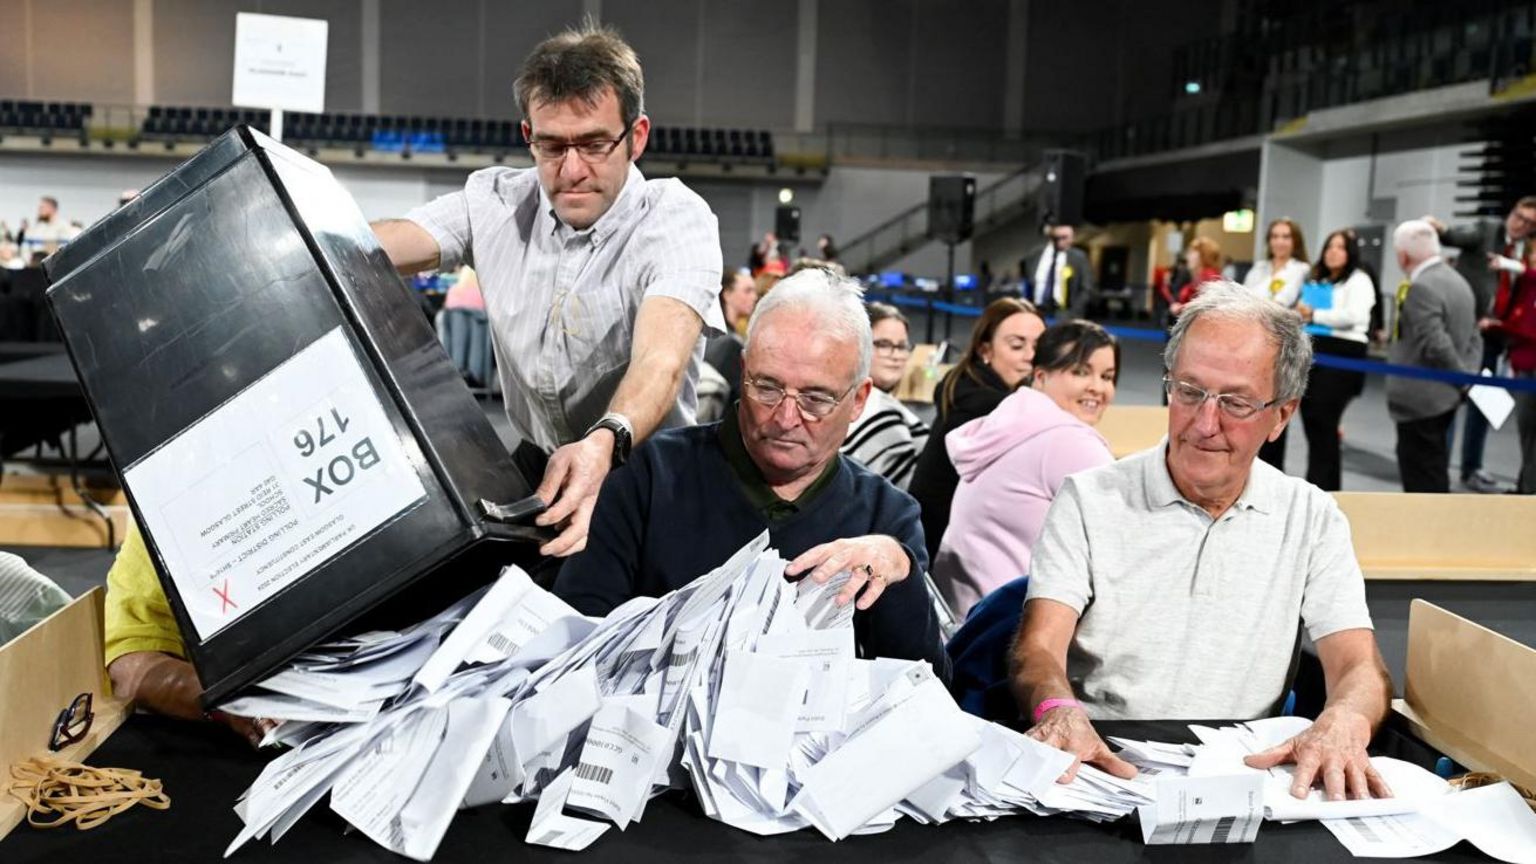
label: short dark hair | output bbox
[1032,321,1120,384]
[514,21,645,129]
[39,196,58,209]
[1516,196,1536,212]
[866,302,908,330]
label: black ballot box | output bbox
[44,126,546,707]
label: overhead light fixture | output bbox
[1184,81,1202,94]
[778,188,794,204]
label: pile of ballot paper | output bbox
[1114,719,1536,862]
[220,533,1154,859]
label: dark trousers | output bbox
[1458,337,1504,478]
[1396,408,1458,493]
[1300,373,1362,491]
[1258,426,1288,471]
[1301,340,1368,491]
[1517,371,1536,494]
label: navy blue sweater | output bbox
[554,422,950,681]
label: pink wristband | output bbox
[1032,697,1082,723]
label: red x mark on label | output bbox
[214,579,238,614]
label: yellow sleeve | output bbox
[104,522,186,666]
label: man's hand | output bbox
[1026,705,1137,783]
[1243,707,1391,801]
[1478,316,1502,332]
[533,430,614,557]
[1422,215,1447,234]
[210,712,280,748]
[783,535,910,610]
[1296,301,1314,322]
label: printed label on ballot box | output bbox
[124,327,428,639]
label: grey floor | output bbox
[7,323,1532,692]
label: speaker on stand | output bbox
[928,174,976,343]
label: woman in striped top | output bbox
[841,303,931,489]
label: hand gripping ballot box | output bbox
[44,126,545,706]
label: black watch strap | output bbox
[587,414,632,467]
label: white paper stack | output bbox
[1113,719,1536,862]
[222,535,1154,860]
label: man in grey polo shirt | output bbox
[372,24,724,559]
[1012,282,1394,803]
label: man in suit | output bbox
[1030,223,1093,320]
[1427,196,1536,492]
[1388,220,1482,493]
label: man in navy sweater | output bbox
[555,268,949,680]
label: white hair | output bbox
[1163,280,1313,402]
[745,266,872,383]
[1393,219,1441,263]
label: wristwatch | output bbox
[586,412,633,467]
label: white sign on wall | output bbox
[232,12,329,114]
[124,328,427,639]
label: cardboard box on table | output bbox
[43,126,545,708]
[0,589,131,839]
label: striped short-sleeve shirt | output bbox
[406,164,724,451]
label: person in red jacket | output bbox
[1491,246,1536,493]
[1168,236,1224,317]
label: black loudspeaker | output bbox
[928,174,976,244]
[775,205,801,245]
[1038,151,1085,227]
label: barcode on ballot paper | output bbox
[668,648,698,668]
[1211,816,1236,843]
[1348,817,1381,843]
[575,762,614,785]
[487,633,512,654]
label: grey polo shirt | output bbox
[1025,441,1373,720]
[406,164,724,452]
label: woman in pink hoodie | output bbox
[932,321,1120,618]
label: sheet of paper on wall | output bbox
[1138,773,1264,844]
[1469,368,1516,430]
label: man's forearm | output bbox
[370,218,440,276]
[606,356,687,443]
[1322,657,1392,732]
[108,652,205,721]
[1010,645,1077,717]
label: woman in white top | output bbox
[1295,228,1377,490]
[1244,217,1311,471]
[841,303,931,489]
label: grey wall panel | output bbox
[908,0,1007,129]
[0,0,32,97]
[29,0,135,104]
[605,0,702,127]
[815,0,915,128]
[481,0,587,121]
[379,0,480,118]
[260,0,365,112]
[153,0,243,106]
[698,0,797,131]
[1020,0,1117,133]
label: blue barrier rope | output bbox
[866,292,1536,393]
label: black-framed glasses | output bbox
[527,124,634,163]
[1163,376,1281,420]
[872,339,912,356]
[49,692,93,751]
[743,374,854,421]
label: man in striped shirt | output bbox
[372,23,724,559]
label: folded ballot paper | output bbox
[1114,719,1536,862]
[219,533,1155,859]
